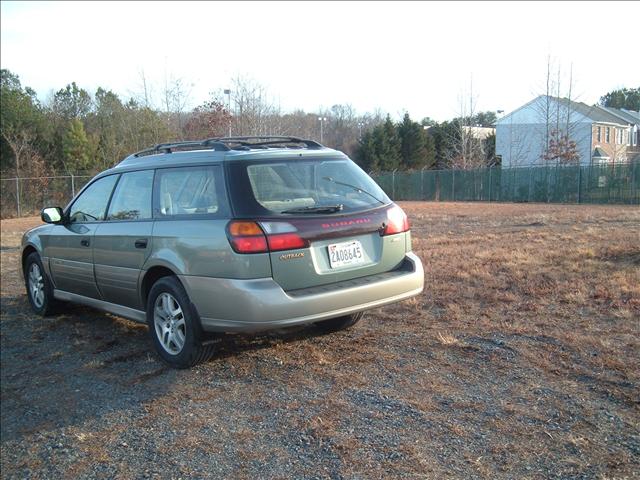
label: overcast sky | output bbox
[1,1,638,121]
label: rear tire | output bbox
[24,252,58,316]
[147,276,216,369]
[315,311,364,333]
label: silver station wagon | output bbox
[22,137,424,368]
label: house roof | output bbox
[598,106,640,125]
[498,95,630,126]
[561,99,626,124]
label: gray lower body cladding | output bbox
[179,252,424,333]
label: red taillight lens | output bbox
[267,233,308,251]
[230,235,269,253]
[227,221,308,254]
[227,221,268,254]
[382,205,410,235]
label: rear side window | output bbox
[230,158,390,216]
[154,165,228,218]
[107,170,154,221]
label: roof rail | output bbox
[130,136,324,158]
[207,136,324,149]
[132,140,230,158]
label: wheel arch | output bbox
[140,265,180,308]
[21,244,39,278]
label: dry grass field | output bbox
[1,202,639,479]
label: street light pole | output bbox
[318,116,327,143]
[224,89,231,137]
[358,121,367,139]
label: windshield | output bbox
[228,158,390,216]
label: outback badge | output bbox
[280,252,305,261]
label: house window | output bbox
[596,126,601,142]
[605,127,610,143]
[617,128,623,144]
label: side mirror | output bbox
[41,207,64,224]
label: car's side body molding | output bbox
[53,289,146,323]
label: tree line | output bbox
[0,69,502,178]
[2,68,634,179]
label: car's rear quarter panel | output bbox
[146,219,271,279]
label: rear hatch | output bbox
[226,154,410,291]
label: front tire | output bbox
[24,252,57,316]
[315,311,365,333]
[147,276,216,368]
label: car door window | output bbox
[68,175,119,223]
[107,170,154,220]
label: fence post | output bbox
[631,160,637,204]
[16,177,21,217]
[452,169,455,201]
[392,169,397,200]
[488,167,492,202]
[71,174,76,198]
[528,166,532,202]
[577,165,582,204]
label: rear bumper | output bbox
[179,252,424,333]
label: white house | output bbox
[496,96,636,167]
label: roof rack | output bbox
[211,136,323,149]
[131,136,324,158]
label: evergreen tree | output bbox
[62,119,92,172]
[52,82,92,121]
[375,115,401,171]
[397,113,435,170]
[483,132,496,165]
[355,130,379,172]
[599,87,640,111]
[0,69,48,173]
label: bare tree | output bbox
[447,76,486,169]
[1,129,35,177]
[229,75,279,136]
[532,57,587,166]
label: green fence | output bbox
[372,161,640,205]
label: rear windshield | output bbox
[228,158,390,216]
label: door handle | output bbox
[134,239,148,249]
[80,239,90,247]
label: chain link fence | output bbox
[1,175,93,219]
[372,161,640,205]
[1,162,638,218]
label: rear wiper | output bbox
[322,177,385,204]
[281,204,344,214]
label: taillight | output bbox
[267,233,307,251]
[227,220,309,254]
[227,221,268,253]
[382,205,410,236]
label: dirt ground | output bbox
[1,202,639,479]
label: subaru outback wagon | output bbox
[22,137,424,368]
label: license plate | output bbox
[328,240,365,268]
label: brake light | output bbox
[227,221,308,254]
[227,221,268,253]
[267,233,308,251]
[382,205,410,235]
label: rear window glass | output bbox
[230,158,390,216]
[154,165,228,217]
